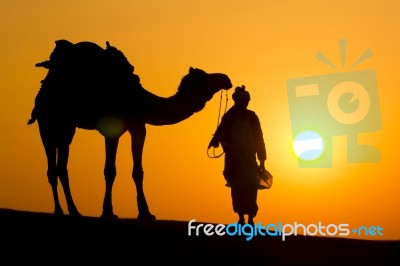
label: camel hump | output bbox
[36,39,134,73]
[30,39,141,125]
[35,40,74,68]
[104,41,135,73]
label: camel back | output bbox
[29,40,143,128]
[37,39,135,78]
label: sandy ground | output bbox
[1,208,399,265]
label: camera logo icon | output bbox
[286,39,382,168]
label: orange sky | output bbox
[1,1,399,240]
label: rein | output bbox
[207,89,228,159]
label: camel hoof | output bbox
[67,207,82,216]
[69,211,82,217]
[101,213,119,219]
[54,208,64,216]
[137,213,156,220]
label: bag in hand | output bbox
[257,169,273,190]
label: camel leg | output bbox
[57,144,81,216]
[43,142,64,215]
[101,137,119,218]
[129,124,156,220]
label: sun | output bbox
[292,130,325,161]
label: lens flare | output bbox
[293,130,325,161]
[96,116,125,138]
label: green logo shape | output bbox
[287,69,382,168]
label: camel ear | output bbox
[189,67,195,73]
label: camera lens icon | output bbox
[287,69,381,168]
[328,81,371,125]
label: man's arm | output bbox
[251,112,267,165]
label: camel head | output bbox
[177,67,233,113]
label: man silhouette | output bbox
[208,85,267,225]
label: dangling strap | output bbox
[207,90,229,159]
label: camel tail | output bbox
[27,107,37,125]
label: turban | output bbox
[232,85,250,103]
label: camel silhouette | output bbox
[27,40,232,219]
